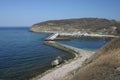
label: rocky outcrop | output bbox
[30,18,120,35]
[51,56,63,67]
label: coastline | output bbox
[31,31,119,38]
[30,40,94,80]
[30,32,117,80]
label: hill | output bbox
[70,37,120,80]
[30,18,120,35]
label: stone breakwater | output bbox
[31,40,94,80]
[44,41,78,57]
[31,32,118,80]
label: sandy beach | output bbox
[31,41,94,80]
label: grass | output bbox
[71,37,120,80]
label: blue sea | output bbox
[0,27,109,80]
[0,27,74,80]
[58,37,110,51]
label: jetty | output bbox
[45,32,118,41]
[32,32,118,80]
[32,41,94,80]
[44,33,70,41]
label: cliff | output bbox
[30,18,120,35]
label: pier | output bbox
[34,41,94,80]
[45,32,118,41]
[32,32,118,80]
[44,33,70,41]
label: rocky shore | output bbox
[30,31,117,80]
[30,18,120,80]
[31,39,94,80]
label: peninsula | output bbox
[30,18,120,80]
[30,18,120,35]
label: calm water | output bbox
[0,27,109,80]
[0,27,74,80]
[58,37,110,51]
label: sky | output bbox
[0,0,120,27]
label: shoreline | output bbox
[31,31,119,38]
[59,32,119,38]
[31,41,94,80]
[30,32,115,80]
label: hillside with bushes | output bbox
[30,18,120,35]
[70,37,120,80]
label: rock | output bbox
[51,56,63,67]
[56,56,63,63]
[116,67,120,71]
[51,59,59,67]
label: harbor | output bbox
[31,41,94,80]
[44,32,118,41]
[0,28,115,80]
[31,32,114,80]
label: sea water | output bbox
[0,27,73,80]
[0,27,109,80]
[58,36,110,51]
